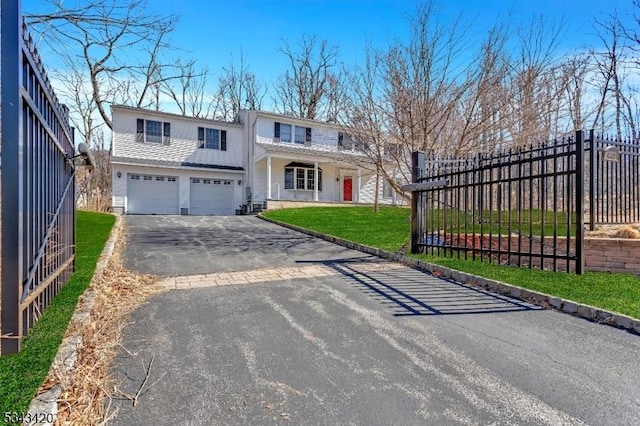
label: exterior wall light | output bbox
[117,171,122,178]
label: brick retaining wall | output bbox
[585,238,640,274]
[432,233,640,274]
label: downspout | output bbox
[314,161,319,201]
[242,110,258,212]
[249,111,258,212]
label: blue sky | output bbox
[25,0,638,96]
[158,0,635,84]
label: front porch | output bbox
[253,153,370,205]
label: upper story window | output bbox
[338,132,366,151]
[198,127,227,151]
[137,118,170,145]
[275,122,311,145]
[338,132,353,150]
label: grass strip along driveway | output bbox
[0,211,115,417]
[263,206,640,320]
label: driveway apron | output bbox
[110,215,640,425]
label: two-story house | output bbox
[111,106,400,215]
[238,110,381,208]
[111,105,245,215]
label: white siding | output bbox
[254,116,341,150]
[357,173,398,205]
[112,107,244,168]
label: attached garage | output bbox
[127,174,179,214]
[190,178,235,215]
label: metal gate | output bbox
[1,4,77,354]
[408,131,585,274]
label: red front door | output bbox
[343,177,353,202]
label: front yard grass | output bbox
[263,206,640,320]
[0,211,116,417]
[264,206,410,252]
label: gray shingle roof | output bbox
[111,156,244,171]
[256,141,370,163]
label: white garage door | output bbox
[190,178,235,215]
[127,174,179,214]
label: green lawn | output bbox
[0,211,116,417]
[264,206,640,319]
[264,206,410,252]
[424,208,575,237]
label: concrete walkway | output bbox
[109,216,640,425]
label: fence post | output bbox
[410,151,425,254]
[1,0,24,354]
[575,131,585,275]
[588,129,596,231]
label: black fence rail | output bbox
[1,4,76,354]
[409,131,585,274]
[587,130,640,227]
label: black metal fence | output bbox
[1,4,76,354]
[409,131,585,274]
[587,129,640,227]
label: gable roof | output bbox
[111,105,244,128]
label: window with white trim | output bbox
[383,178,403,199]
[136,118,170,144]
[284,163,322,191]
[383,180,393,199]
[198,127,227,151]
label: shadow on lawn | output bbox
[298,256,540,317]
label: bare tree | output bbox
[25,0,195,211]
[26,0,183,130]
[593,11,639,139]
[503,15,566,146]
[560,53,592,131]
[344,1,486,207]
[159,60,215,117]
[274,35,343,120]
[214,52,267,121]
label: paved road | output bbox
[110,215,640,425]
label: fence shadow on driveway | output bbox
[298,257,541,317]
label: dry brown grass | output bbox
[41,223,166,425]
[587,224,640,239]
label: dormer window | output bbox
[136,118,170,144]
[198,127,227,151]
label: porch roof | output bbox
[256,141,370,164]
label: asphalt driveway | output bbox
[110,215,640,425]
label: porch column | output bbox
[356,167,362,203]
[266,155,272,199]
[314,161,319,201]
